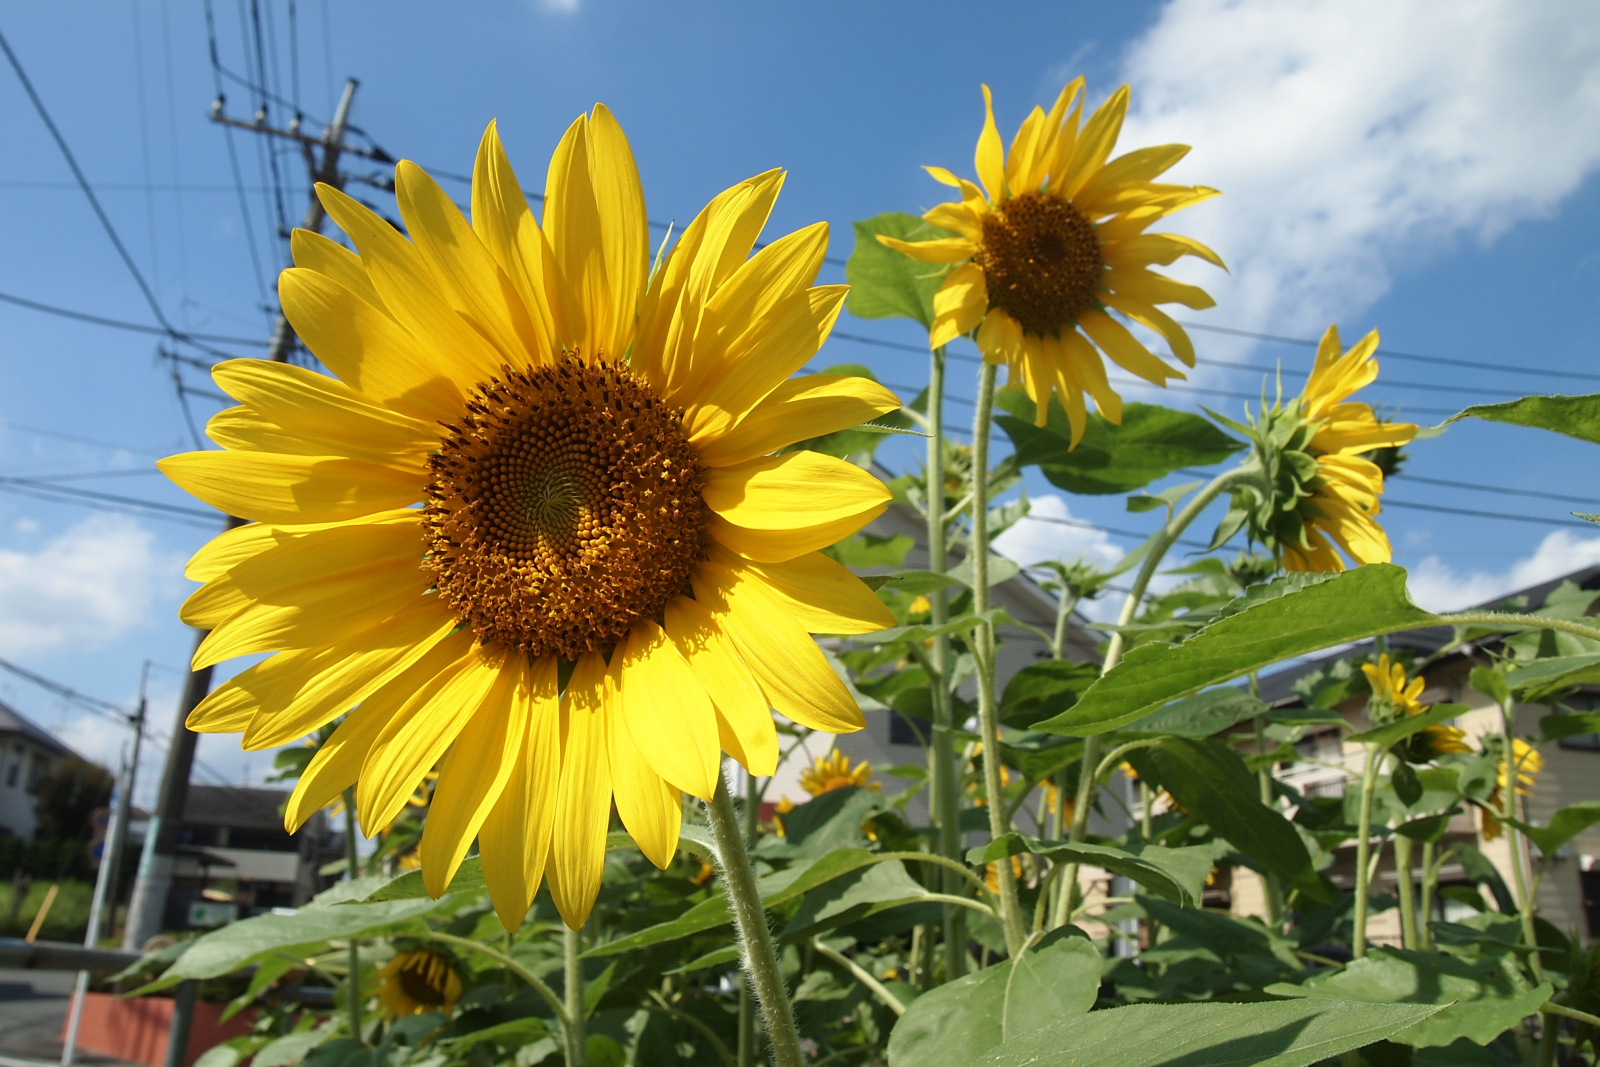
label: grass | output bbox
[0,878,93,943]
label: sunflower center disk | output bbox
[977,191,1104,336]
[422,360,709,660]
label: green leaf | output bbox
[885,928,1099,1067]
[1395,812,1456,844]
[948,553,1021,591]
[1508,800,1600,856]
[1504,653,1600,703]
[364,856,485,901]
[1391,762,1423,806]
[863,570,961,596]
[1540,712,1600,741]
[1346,704,1470,750]
[1447,393,1600,446]
[969,834,1214,906]
[1131,737,1325,901]
[999,661,1100,729]
[995,394,1244,495]
[143,898,445,991]
[1266,948,1552,1048]
[824,531,915,568]
[967,998,1443,1067]
[780,859,947,940]
[1040,566,1438,736]
[845,213,954,328]
[1118,687,1271,739]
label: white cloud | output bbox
[0,515,179,654]
[1116,0,1600,334]
[538,0,579,11]
[1406,529,1600,611]
[993,493,1126,574]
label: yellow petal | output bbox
[208,359,436,466]
[278,267,463,424]
[1053,85,1130,200]
[1061,328,1122,425]
[470,120,559,362]
[316,182,506,384]
[1098,291,1196,368]
[1073,144,1191,209]
[702,450,890,563]
[615,619,720,799]
[420,654,526,898]
[1078,309,1184,387]
[283,629,475,831]
[975,85,1006,203]
[728,550,896,635]
[1102,265,1215,311]
[479,655,562,932]
[159,450,421,526]
[290,228,381,308]
[874,234,977,264]
[358,642,509,835]
[395,159,541,367]
[695,374,902,468]
[546,651,612,930]
[664,596,777,777]
[584,104,649,364]
[1101,232,1226,272]
[929,263,988,349]
[921,202,983,241]
[692,561,865,735]
[542,113,609,359]
[609,666,683,869]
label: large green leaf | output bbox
[970,834,1214,907]
[967,998,1441,1067]
[845,213,954,328]
[1039,566,1438,736]
[1509,800,1600,856]
[1541,711,1600,741]
[1265,948,1552,1047]
[1119,687,1271,739]
[1504,653,1600,703]
[142,897,445,991]
[1130,738,1325,901]
[781,860,950,940]
[886,928,1099,1067]
[1447,393,1600,446]
[995,393,1244,495]
[999,660,1100,729]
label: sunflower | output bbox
[1362,654,1470,758]
[375,950,461,1020]
[162,108,899,931]
[878,79,1223,445]
[798,749,877,796]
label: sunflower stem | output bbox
[1251,693,1286,932]
[1436,611,1600,646]
[1499,696,1544,983]
[738,770,759,1067]
[968,362,1027,957]
[706,770,805,1067]
[1418,840,1438,950]
[923,344,966,982]
[564,924,586,1067]
[341,788,363,1043]
[1352,743,1382,959]
[1056,464,1255,928]
[1393,826,1419,950]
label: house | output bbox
[0,699,76,840]
[126,784,342,930]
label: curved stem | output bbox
[810,938,906,1016]
[872,851,994,900]
[1438,611,1600,645]
[1092,739,1166,785]
[1352,744,1381,959]
[1056,464,1258,928]
[564,925,586,1067]
[1543,1002,1600,1028]
[921,892,1004,920]
[705,771,805,1067]
[925,344,966,981]
[738,772,758,1067]
[425,931,568,1027]
[969,361,1026,956]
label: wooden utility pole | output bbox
[123,80,361,951]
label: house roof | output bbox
[0,698,73,759]
[1255,564,1600,705]
[182,784,292,830]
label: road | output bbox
[0,969,140,1067]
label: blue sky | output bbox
[0,0,1597,800]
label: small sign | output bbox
[188,901,237,927]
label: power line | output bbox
[0,418,170,457]
[1381,498,1597,530]
[0,288,269,346]
[0,656,130,717]
[0,477,217,522]
[1392,473,1600,508]
[204,0,272,306]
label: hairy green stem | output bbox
[811,938,906,1016]
[1499,697,1545,983]
[969,362,1027,956]
[1352,744,1382,959]
[1055,465,1257,929]
[706,771,805,1067]
[1418,841,1438,950]
[564,925,586,1067]
[1393,832,1418,950]
[925,345,966,981]
[738,772,758,1067]
[425,931,568,1025]
[341,788,362,1042]
[1439,611,1600,645]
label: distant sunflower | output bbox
[879,79,1224,445]
[375,950,461,1019]
[163,109,898,931]
[1362,654,1470,757]
[799,749,877,796]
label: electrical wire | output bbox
[0,418,170,457]
[0,477,216,522]
[1380,499,1597,530]
[1391,474,1600,507]
[0,289,268,346]
[204,0,271,306]
[0,657,131,716]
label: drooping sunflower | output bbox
[878,79,1223,445]
[375,950,461,1019]
[798,749,877,796]
[161,108,899,930]
[1361,654,1470,758]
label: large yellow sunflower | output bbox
[1283,327,1417,572]
[160,107,899,930]
[878,79,1223,445]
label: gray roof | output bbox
[182,784,291,830]
[0,698,72,759]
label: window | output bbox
[889,711,924,747]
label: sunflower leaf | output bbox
[1445,393,1600,446]
[845,213,956,328]
[967,834,1213,906]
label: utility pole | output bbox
[123,80,362,952]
